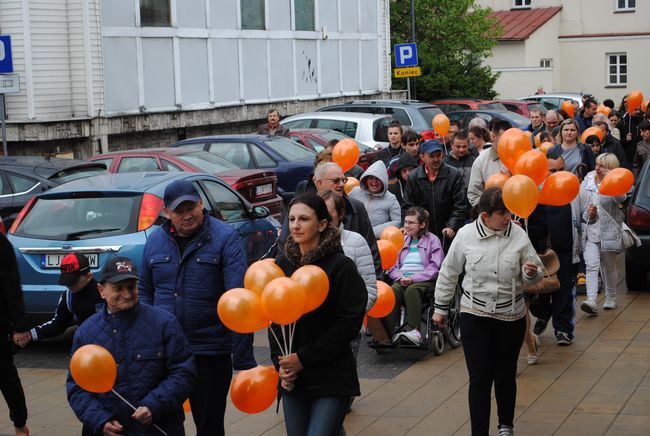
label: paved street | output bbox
[3,282,650,435]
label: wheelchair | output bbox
[368,283,462,356]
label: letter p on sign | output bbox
[394,43,418,68]
[0,35,14,73]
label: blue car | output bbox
[8,172,279,317]
[170,135,316,201]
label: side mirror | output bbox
[254,206,270,218]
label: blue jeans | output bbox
[282,394,348,436]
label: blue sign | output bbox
[394,43,418,68]
[0,36,13,73]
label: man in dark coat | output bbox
[257,109,290,137]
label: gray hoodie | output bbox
[349,160,402,238]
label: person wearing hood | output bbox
[389,153,418,211]
[591,114,628,169]
[348,160,402,239]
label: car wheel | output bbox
[625,257,648,290]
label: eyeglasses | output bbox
[323,177,348,185]
[404,219,420,226]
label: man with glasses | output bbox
[576,98,599,134]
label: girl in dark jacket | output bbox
[270,193,367,436]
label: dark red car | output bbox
[88,148,283,218]
[493,100,547,117]
[289,128,381,170]
[431,98,507,114]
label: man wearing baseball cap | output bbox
[139,179,254,436]
[67,256,196,435]
[13,253,103,348]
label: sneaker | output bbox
[555,331,573,346]
[399,329,422,346]
[498,425,514,436]
[603,296,617,310]
[533,318,549,335]
[580,299,599,315]
[576,272,586,295]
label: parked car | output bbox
[171,135,315,201]
[0,157,107,228]
[88,148,283,219]
[288,128,381,170]
[8,172,280,316]
[447,110,530,130]
[625,158,650,290]
[519,93,586,111]
[494,100,547,117]
[315,100,443,136]
[431,98,507,114]
[281,112,392,149]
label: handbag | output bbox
[526,248,561,295]
[621,222,642,249]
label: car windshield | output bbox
[264,138,316,161]
[49,166,108,184]
[478,102,507,111]
[319,131,372,152]
[175,152,236,173]
[417,107,444,126]
[14,195,140,240]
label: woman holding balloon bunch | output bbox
[271,193,367,435]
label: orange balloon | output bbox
[367,281,396,318]
[627,90,644,113]
[432,114,450,137]
[217,288,270,333]
[244,261,285,296]
[183,399,191,413]
[539,171,580,206]
[599,168,634,196]
[539,141,554,155]
[561,100,574,118]
[596,105,611,117]
[344,176,360,194]
[332,139,360,173]
[291,265,329,313]
[377,239,398,270]
[261,278,306,325]
[261,258,275,263]
[513,149,549,186]
[485,172,509,190]
[70,344,117,393]
[642,101,649,113]
[524,131,533,143]
[580,126,605,144]
[230,366,279,414]
[502,175,539,218]
[380,226,405,252]
[497,128,533,173]
[534,133,542,147]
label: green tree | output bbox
[390,0,502,100]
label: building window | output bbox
[140,0,171,27]
[295,0,315,31]
[539,58,552,68]
[512,0,531,9]
[615,0,635,11]
[607,53,627,86]
[241,0,265,30]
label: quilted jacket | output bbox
[139,214,255,368]
[66,303,197,435]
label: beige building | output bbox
[477,0,648,103]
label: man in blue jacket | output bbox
[139,180,255,436]
[67,256,196,435]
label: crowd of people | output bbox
[0,95,647,436]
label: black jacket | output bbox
[270,226,367,397]
[0,233,27,331]
[403,164,469,238]
[618,113,645,163]
[602,133,629,169]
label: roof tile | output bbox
[491,6,562,41]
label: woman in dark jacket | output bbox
[270,193,367,436]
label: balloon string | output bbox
[269,325,286,356]
[111,389,167,435]
[282,325,289,358]
[525,218,529,237]
[289,322,295,353]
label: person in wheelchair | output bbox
[383,207,444,346]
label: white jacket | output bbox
[578,171,626,252]
[467,146,508,207]
[340,226,378,312]
[434,218,543,321]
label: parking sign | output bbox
[394,43,418,68]
[0,36,13,74]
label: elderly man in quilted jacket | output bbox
[67,256,196,436]
[139,180,255,436]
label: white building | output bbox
[477,0,649,103]
[0,0,393,156]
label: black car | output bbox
[447,109,530,130]
[625,158,650,290]
[0,157,107,228]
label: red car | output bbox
[289,128,382,170]
[431,98,507,114]
[88,148,283,218]
[493,100,547,117]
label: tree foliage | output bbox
[390,0,502,100]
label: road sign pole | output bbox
[0,94,7,156]
[410,0,416,99]
[407,78,411,100]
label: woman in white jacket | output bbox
[578,153,625,314]
[433,187,543,436]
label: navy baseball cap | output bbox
[420,140,444,155]
[164,180,201,211]
[100,256,139,284]
[59,253,91,286]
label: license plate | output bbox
[256,184,273,196]
[42,254,99,269]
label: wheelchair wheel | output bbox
[432,331,444,355]
[445,287,462,347]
